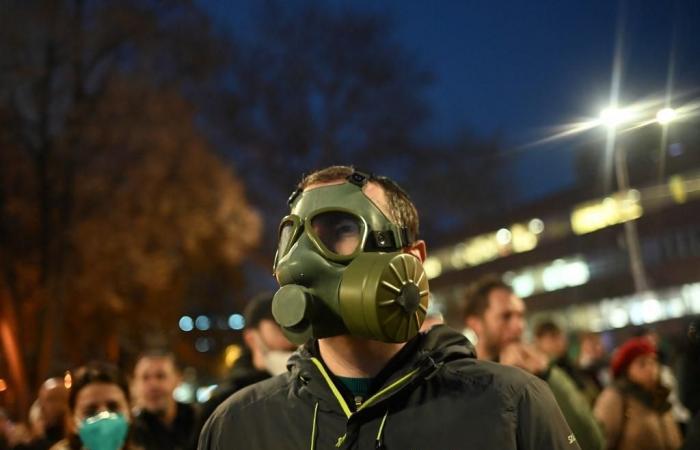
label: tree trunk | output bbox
[0,289,30,419]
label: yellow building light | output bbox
[224,344,242,368]
[495,228,512,246]
[669,175,687,204]
[528,218,545,235]
[571,190,643,235]
[463,235,501,266]
[511,224,538,253]
[424,257,443,279]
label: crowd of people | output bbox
[0,293,293,450]
[462,275,700,450]
[1,165,699,450]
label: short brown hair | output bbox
[298,165,419,243]
[133,350,180,374]
[463,275,512,319]
[534,320,562,339]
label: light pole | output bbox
[597,106,679,293]
[599,107,649,293]
[656,107,678,181]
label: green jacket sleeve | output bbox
[546,366,605,450]
[516,377,582,450]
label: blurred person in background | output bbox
[9,401,46,450]
[594,336,682,450]
[35,378,69,449]
[535,321,598,406]
[1,407,9,450]
[196,292,296,430]
[535,320,581,382]
[577,332,610,393]
[27,402,43,444]
[635,328,691,429]
[3,420,33,450]
[11,377,70,450]
[200,166,579,449]
[419,296,444,332]
[464,275,604,450]
[51,362,140,450]
[678,317,700,450]
[130,352,197,450]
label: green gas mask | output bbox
[272,172,430,345]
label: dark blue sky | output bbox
[198,0,700,200]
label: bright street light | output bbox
[656,107,677,125]
[595,103,650,293]
[599,107,634,128]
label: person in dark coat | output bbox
[130,352,198,450]
[199,166,579,449]
[195,292,295,432]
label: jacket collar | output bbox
[287,325,476,415]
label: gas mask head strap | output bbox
[287,170,371,206]
[286,169,412,249]
[347,170,413,249]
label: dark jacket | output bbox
[680,409,700,450]
[199,326,580,450]
[678,336,700,416]
[13,424,65,450]
[194,353,271,440]
[132,401,198,450]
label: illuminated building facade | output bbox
[428,172,700,334]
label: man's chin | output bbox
[144,404,168,417]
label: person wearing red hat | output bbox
[593,336,682,450]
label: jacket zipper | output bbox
[309,357,421,418]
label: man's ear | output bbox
[466,316,482,336]
[405,239,427,262]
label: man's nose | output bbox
[510,319,525,337]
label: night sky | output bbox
[198,0,700,201]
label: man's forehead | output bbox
[488,288,525,311]
[136,356,175,372]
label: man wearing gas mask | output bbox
[198,166,579,450]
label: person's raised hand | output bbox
[500,343,550,376]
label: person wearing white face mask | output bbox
[195,292,296,435]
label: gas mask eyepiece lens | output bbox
[310,211,364,257]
